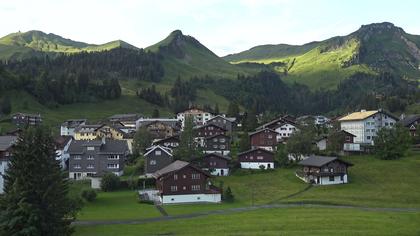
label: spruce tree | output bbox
[0,127,75,235]
[174,116,202,161]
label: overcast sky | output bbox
[1,0,419,56]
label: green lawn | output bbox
[77,190,160,221]
[74,207,420,236]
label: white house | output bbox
[238,148,275,170]
[176,108,213,129]
[257,117,299,141]
[60,119,86,137]
[339,109,398,145]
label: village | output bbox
[1,108,418,205]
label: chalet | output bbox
[202,153,230,176]
[315,130,358,152]
[60,119,87,137]
[144,146,173,176]
[238,148,275,169]
[206,115,236,132]
[152,160,221,204]
[177,108,213,129]
[339,109,398,145]
[204,133,231,155]
[400,114,420,137]
[257,116,298,141]
[194,123,227,147]
[152,135,180,149]
[0,135,18,194]
[12,113,42,127]
[249,128,279,151]
[296,155,353,185]
[136,118,181,139]
[68,139,129,180]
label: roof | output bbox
[338,110,398,122]
[256,116,297,130]
[68,139,129,154]
[177,108,211,115]
[207,115,236,123]
[194,123,227,131]
[144,145,173,157]
[400,115,420,127]
[248,128,278,136]
[203,153,231,161]
[298,155,353,167]
[152,160,190,178]
[152,135,180,145]
[74,124,103,133]
[136,118,181,129]
[0,136,18,151]
[237,148,274,156]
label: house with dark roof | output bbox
[136,118,181,139]
[144,145,173,176]
[249,128,279,151]
[315,130,358,152]
[204,133,231,155]
[400,114,420,137]
[109,114,143,128]
[256,116,299,141]
[205,115,236,132]
[152,160,221,204]
[68,139,129,180]
[237,148,275,169]
[0,135,18,194]
[152,135,180,149]
[297,155,353,185]
[202,153,231,176]
[11,113,42,127]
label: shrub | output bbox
[100,173,120,192]
[81,189,97,202]
[374,125,411,160]
[223,186,234,203]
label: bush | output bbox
[100,173,120,192]
[374,125,411,160]
[223,186,234,203]
[81,189,97,202]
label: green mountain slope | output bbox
[146,30,255,80]
[0,30,138,61]
[224,22,420,89]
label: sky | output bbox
[1,0,419,56]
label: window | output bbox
[87,155,94,160]
[87,164,94,169]
[107,163,119,169]
[192,185,201,191]
[183,186,186,190]
[385,122,389,126]
[73,155,81,160]
[213,145,218,149]
[213,138,218,142]
[367,136,371,140]
[219,138,225,143]
[170,186,177,191]
[108,155,120,160]
[340,175,344,181]
[330,168,334,173]
[220,145,226,149]
[174,174,178,180]
[150,160,156,165]
[183,174,186,179]
[73,164,81,169]
[192,173,200,179]
[268,135,273,139]
[329,176,335,182]
[390,122,394,126]
[87,146,95,151]
[257,156,264,160]
[155,150,161,156]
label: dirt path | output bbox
[73,203,420,226]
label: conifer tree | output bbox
[0,127,75,235]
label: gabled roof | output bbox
[152,160,210,179]
[203,153,231,161]
[144,145,173,157]
[152,135,180,145]
[194,123,227,131]
[338,110,398,122]
[400,115,420,127]
[298,155,353,167]
[256,116,297,130]
[337,130,356,137]
[207,115,236,123]
[136,118,181,129]
[68,139,128,154]
[0,136,18,151]
[248,128,278,136]
[74,124,104,133]
[237,148,274,156]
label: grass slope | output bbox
[0,30,138,61]
[146,30,256,81]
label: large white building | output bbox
[338,109,398,145]
[176,108,213,129]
